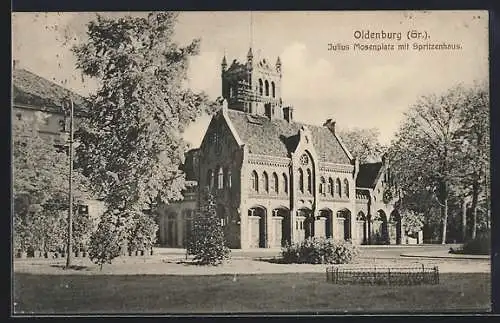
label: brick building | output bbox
[158,49,411,249]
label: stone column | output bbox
[247,214,261,248]
[272,214,283,248]
[314,216,326,238]
[336,217,345,240]
[240,207,249,249]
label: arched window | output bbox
[344,179,350,198]
[306,169,312,193]
[272,172,279,193]
[229,86,234,98]
[328,177,334,196]
[207,169,214,189]
[271,82,276,98]
[319,177,326,195]
[258,79,263,96]
[283,173,288,194]
[217,167,224,189]
[227,169,232,188]
[251,171,259,192]
[335,178,341,197]
[263,172,269,193]
[265,80,270,96]
[298,169,304,193]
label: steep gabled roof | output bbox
[225,110,351,164]
[12,68,86,114]
[356,162,383,188]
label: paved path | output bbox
[14,244,490,276]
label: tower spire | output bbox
[222,48,227,71]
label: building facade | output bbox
[159,49,413,249]
[12,61,105,223]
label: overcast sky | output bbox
[12,11,488,147]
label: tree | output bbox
[88,211,122,270]
[337,127,386,163]
[73,12,217,211]
[454,82,489,239]
[400,209,425,237]
[72,13,219,255]
[187,190,230,265]
[12,112,90,254]
[126,211,158,254]
[389,85,466,244]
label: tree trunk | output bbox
[470,181,479,240]
[441,198,448,244]
[461,199,467,243]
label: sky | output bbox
[12,11,489,147]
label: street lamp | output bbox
[61,98,74,269]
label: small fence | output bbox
[326,264,439,285]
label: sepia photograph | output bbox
[11,10,491,314]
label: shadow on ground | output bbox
[49,264,89,271]
[254,257,287,264]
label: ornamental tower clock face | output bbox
[300,154,309,165]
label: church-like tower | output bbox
[221,48,285,119]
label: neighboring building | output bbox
[158,49,412,249]
[12,61,105,222]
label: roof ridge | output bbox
[13,67,85,101]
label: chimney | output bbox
[283,106,294,122]
[13,59,19,70]
[323,119,336,134]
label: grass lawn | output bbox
[13,272,490,314]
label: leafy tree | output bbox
[337,127,386,163]
[400,209,425,236]
[72,13,219,257]
[389,85,466,244]
[12,112,90,253]
[454,82,489,239]
[126,211,158,253]
[73,12,218,212]
[88,211,122,270]
[187,190,230,265]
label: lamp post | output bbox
[63,98,74,269]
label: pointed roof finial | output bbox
[276,56,281,67]
[247,47,253,59]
